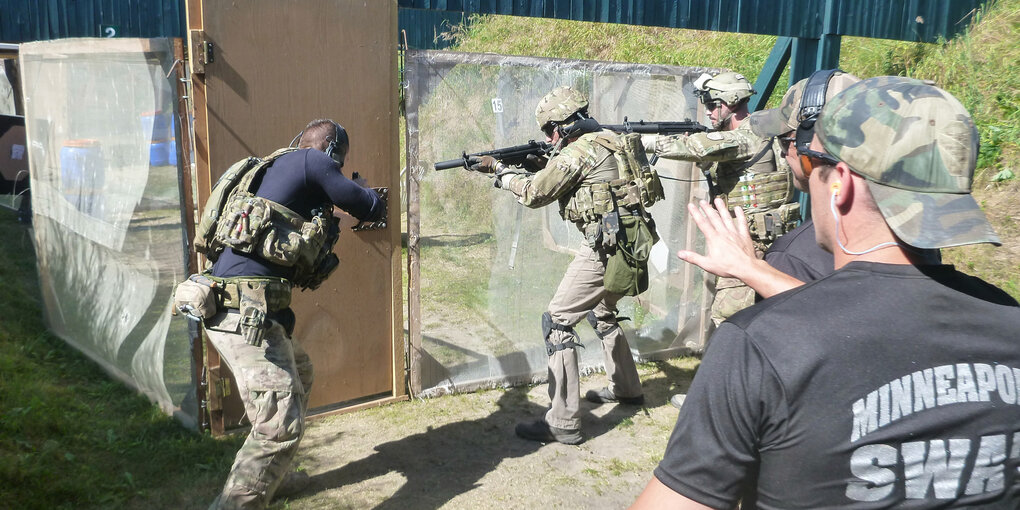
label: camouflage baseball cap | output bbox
[535,86,589,129]
[749,71,860,138]
[816,76,1000,249]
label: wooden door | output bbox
[186,0,404,431]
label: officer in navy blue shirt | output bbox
[210,120,384,281]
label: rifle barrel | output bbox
[434,158,466,171]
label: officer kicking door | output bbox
[185,0,404,432]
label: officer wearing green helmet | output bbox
[472,85,661,444]
[646,70,799,327]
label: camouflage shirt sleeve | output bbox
[503,139,600,208]
[654,124,768,163]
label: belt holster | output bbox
[238,281,269,347]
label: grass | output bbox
[0,209,241,509]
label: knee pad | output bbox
[542,311,583,356]
[585,310,626,339]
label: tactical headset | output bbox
[794,69,840,156]
[542,108,591,141]
[290,120,350,168]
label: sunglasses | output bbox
[797,146,841,176]
[695,90,722,111]
[541,123,557,138]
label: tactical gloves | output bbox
[523,153,548,172]
[467,155,499,173]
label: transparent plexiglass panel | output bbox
[20,38,197,428]
[406,50,717,396]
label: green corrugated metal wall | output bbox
[1,1,985,47]
[1,0,187,42]
[397,0,985,44]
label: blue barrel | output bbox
[59,139,106,215]
[168,138,178,166]
[140,110,171,140]
[149,139,171,166]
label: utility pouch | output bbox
[748,202,801,247]
[601,210,620,248]
[214,195,273,253]
[604,215,658,296]
[238,281,269,347]
[172,274,218,320]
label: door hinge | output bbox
[189,29,214,74]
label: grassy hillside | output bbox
[447,0,1019,297]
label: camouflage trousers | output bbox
[204,310,314,510]
[545,243,642,431]
[709,276,757,327]
[709,244,767,327]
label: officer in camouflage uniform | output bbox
[176,119,385,509]
[472,86,655,444]
[648,71,799,326]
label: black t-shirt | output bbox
[655,262,1020,509]
[210,148,384,279]
[763,219,834,283]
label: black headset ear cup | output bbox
[795,117,816,154]
[325,121,349,167]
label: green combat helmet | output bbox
[535,85,589,131]
[694,71,755,107]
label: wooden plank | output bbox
[308,394,410,419]
[171,37,198,274]
[185,0,224,434]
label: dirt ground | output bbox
[271,357,700,510]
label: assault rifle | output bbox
[598,117,710,135]
[434,140,552,171]
[433,117,710,171]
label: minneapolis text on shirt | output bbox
[846,363,1020,502]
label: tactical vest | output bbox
[712,136,800,250]
[560,132,664,224]
[194,147,341,290]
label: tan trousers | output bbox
[205,310,314,510]
[544,243,642,430]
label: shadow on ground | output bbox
[312,388,536,508]
[291,358,699,509]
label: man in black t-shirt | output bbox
[760,219,829,282]
[633,78,1019,509]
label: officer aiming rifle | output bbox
[434,117,709,173]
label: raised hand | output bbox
[676,197,757,279]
